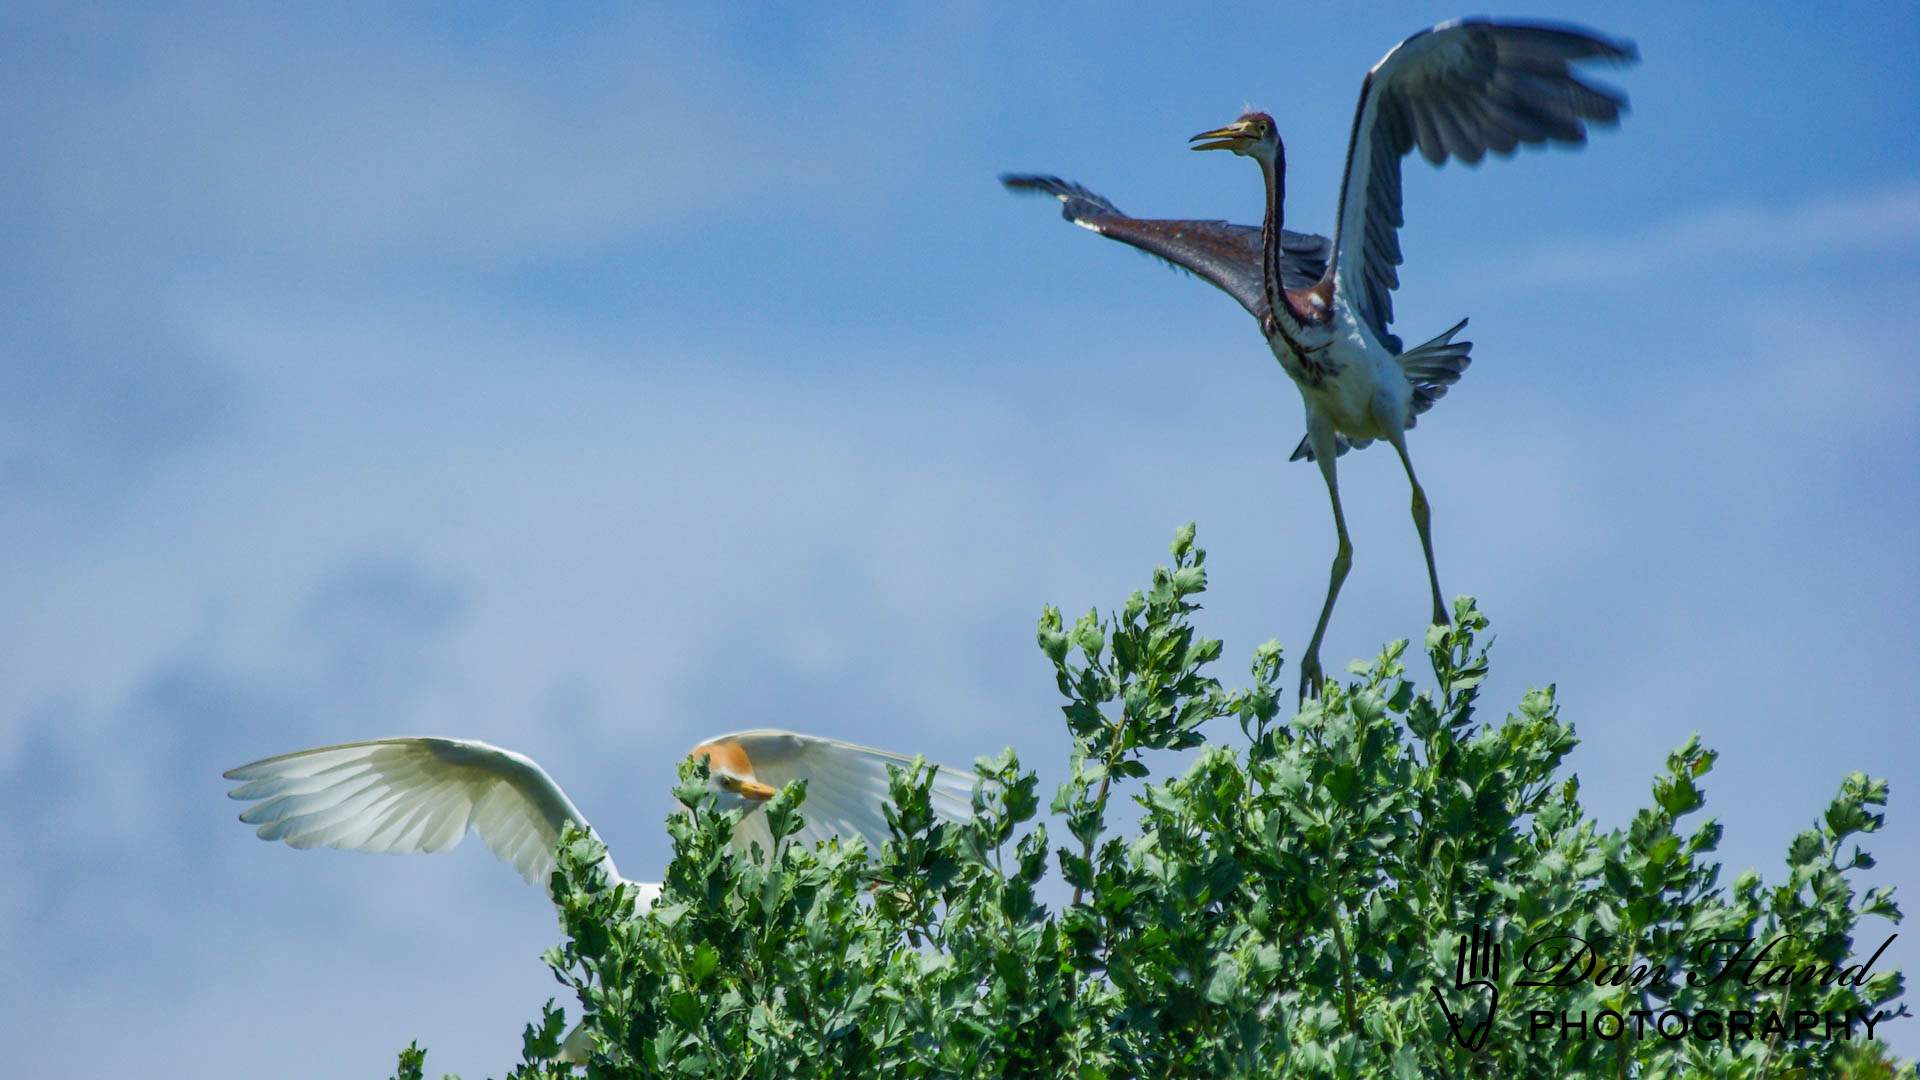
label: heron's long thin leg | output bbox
[1300,419,1350,703]
[1390,435,1448,626]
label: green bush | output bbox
[397,527,1910,1078]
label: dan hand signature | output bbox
[1433,925,1502,1052]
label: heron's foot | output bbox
[1298,651,1325,704]
[1431,600,1449,627]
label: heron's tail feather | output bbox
[1398,318,1473,425]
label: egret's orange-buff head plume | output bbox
[689,739,753,777]
[687,739,777,803]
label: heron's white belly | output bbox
[1269,334,1406,439]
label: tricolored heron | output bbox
[1005,18,1635,701]
[226,729,977,1061]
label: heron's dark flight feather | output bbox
[1329,19,1635,350]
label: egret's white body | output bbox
[224,729,978,1062]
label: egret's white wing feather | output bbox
[226,728,977,887]
[224,737,617,890]
[711,729,979,857]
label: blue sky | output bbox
[3,3,1917,1076]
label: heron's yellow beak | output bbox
[1189,122,1254,152]
[737,778,777,802]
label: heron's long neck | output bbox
[1258,148,1288,318]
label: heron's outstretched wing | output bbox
[712,729,979,858]
[1002,174,1330,320]
[1329,19,1635,348]
[224,737,617,891]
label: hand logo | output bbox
[1432,925,1501,1052]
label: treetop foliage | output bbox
[394,527,1909,1079]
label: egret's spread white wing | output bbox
[712,729,979,858]
[1329,19,1635,349]
[223,737,615,889]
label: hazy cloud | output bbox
[4,4,1918,1076]
[1494,184,1920,287]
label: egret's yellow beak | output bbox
[737,778,777,802]
[1189,122,1254,152]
